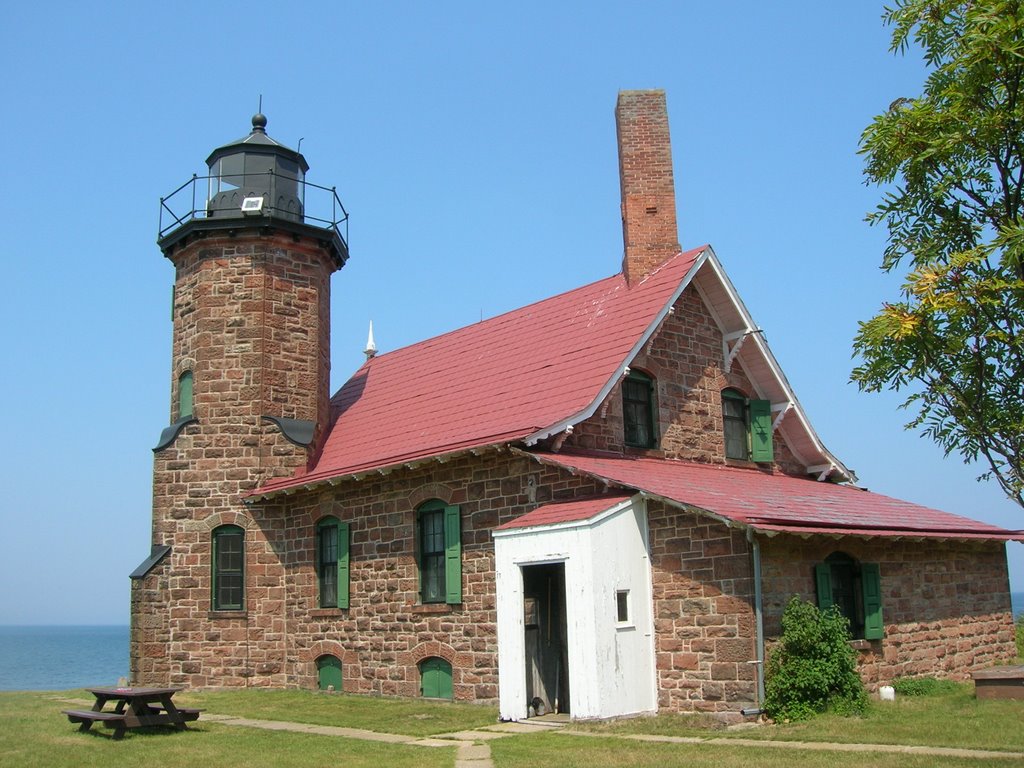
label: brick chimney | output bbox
[616,90,681,285]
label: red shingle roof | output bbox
[529,451,1023,541]
[495,494,634,531]
[256,248,705,494]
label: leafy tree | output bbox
[764,597,867,722]
[854,0,1024,507]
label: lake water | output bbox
[1,596,1021,691]
[0,626,129,691]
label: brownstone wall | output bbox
[647,500,758,717]
[134,449,605,696]
[568,286,805,476]
[760,535,1016,688]
[132,229,337,686]
[168,231,335,453]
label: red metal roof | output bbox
[529,451,1023,541]
[256,248,705,494]
[495,494,634,531]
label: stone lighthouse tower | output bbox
[130,115,347,687]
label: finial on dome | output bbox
[251,112,268,133]
[364,321,378,360]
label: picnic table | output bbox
[62,686,201,740]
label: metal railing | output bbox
[158,172,349,248]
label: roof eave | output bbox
[518,449,1022,544]
[694,251,855,483]
[247,439,523,502]
[524,246,711,447]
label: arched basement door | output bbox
[317,655,342,691]
[420,657,453,700]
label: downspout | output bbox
[745,528,766,714]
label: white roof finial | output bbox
[364,320,378,360]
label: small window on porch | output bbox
[616,590,630,624]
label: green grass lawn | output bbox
[571,682,1024,754]
[3,683,1022,768]
[179,688,499,737]
[0,691,457,768]
[490,732,1018,768]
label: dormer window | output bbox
[623,370,657,448]
[721,388,773,462]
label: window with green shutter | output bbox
[316,517,350,609]
[420,657,453,699]
[814,553,883,640]
[417,500,461,605]
[721,389,773,463]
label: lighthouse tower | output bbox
[130,115,347,686]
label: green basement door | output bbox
[317,655,342,691]
[420,658,453,699]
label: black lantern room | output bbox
[206,113,308,221]
[158,113,348,268]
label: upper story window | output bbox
[178,370,194,420]
[316,516,350,609]
[815,552,883,640]
[721,388,773,462]
[623,370,657,448]
[417,500,462,605]
[212,524,244,611]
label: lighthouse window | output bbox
[212,525,245,611]
[178,370,193,420]
[209,155,244,200]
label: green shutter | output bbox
[444,505,462,604]
[861,562,884,640]
[749,399,773,462]
[337,522,350,609]
[814,563,834,611]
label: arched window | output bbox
[417,500,461,605]
[420,657,453,699]
[316,654,343,691]
[721,388,773,462]
[623,370,657,448]
[212,524,244,611]
[814,552,883,640]
[178,370,194,420]
[316,516,350,609]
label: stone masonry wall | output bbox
[132,230,337,686]
[646,499,758,717]
[760,535,1016,689]
[136,448,606,696]
[568,285,805,476]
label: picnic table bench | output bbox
[62,687,201,740]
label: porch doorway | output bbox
[521,562,570,716]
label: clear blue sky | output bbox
[0,1,1019,625]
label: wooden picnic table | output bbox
[62,686,201,740]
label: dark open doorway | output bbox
[521,562,570,715]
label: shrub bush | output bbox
[891,677,961,697]
[764,596,867,722]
